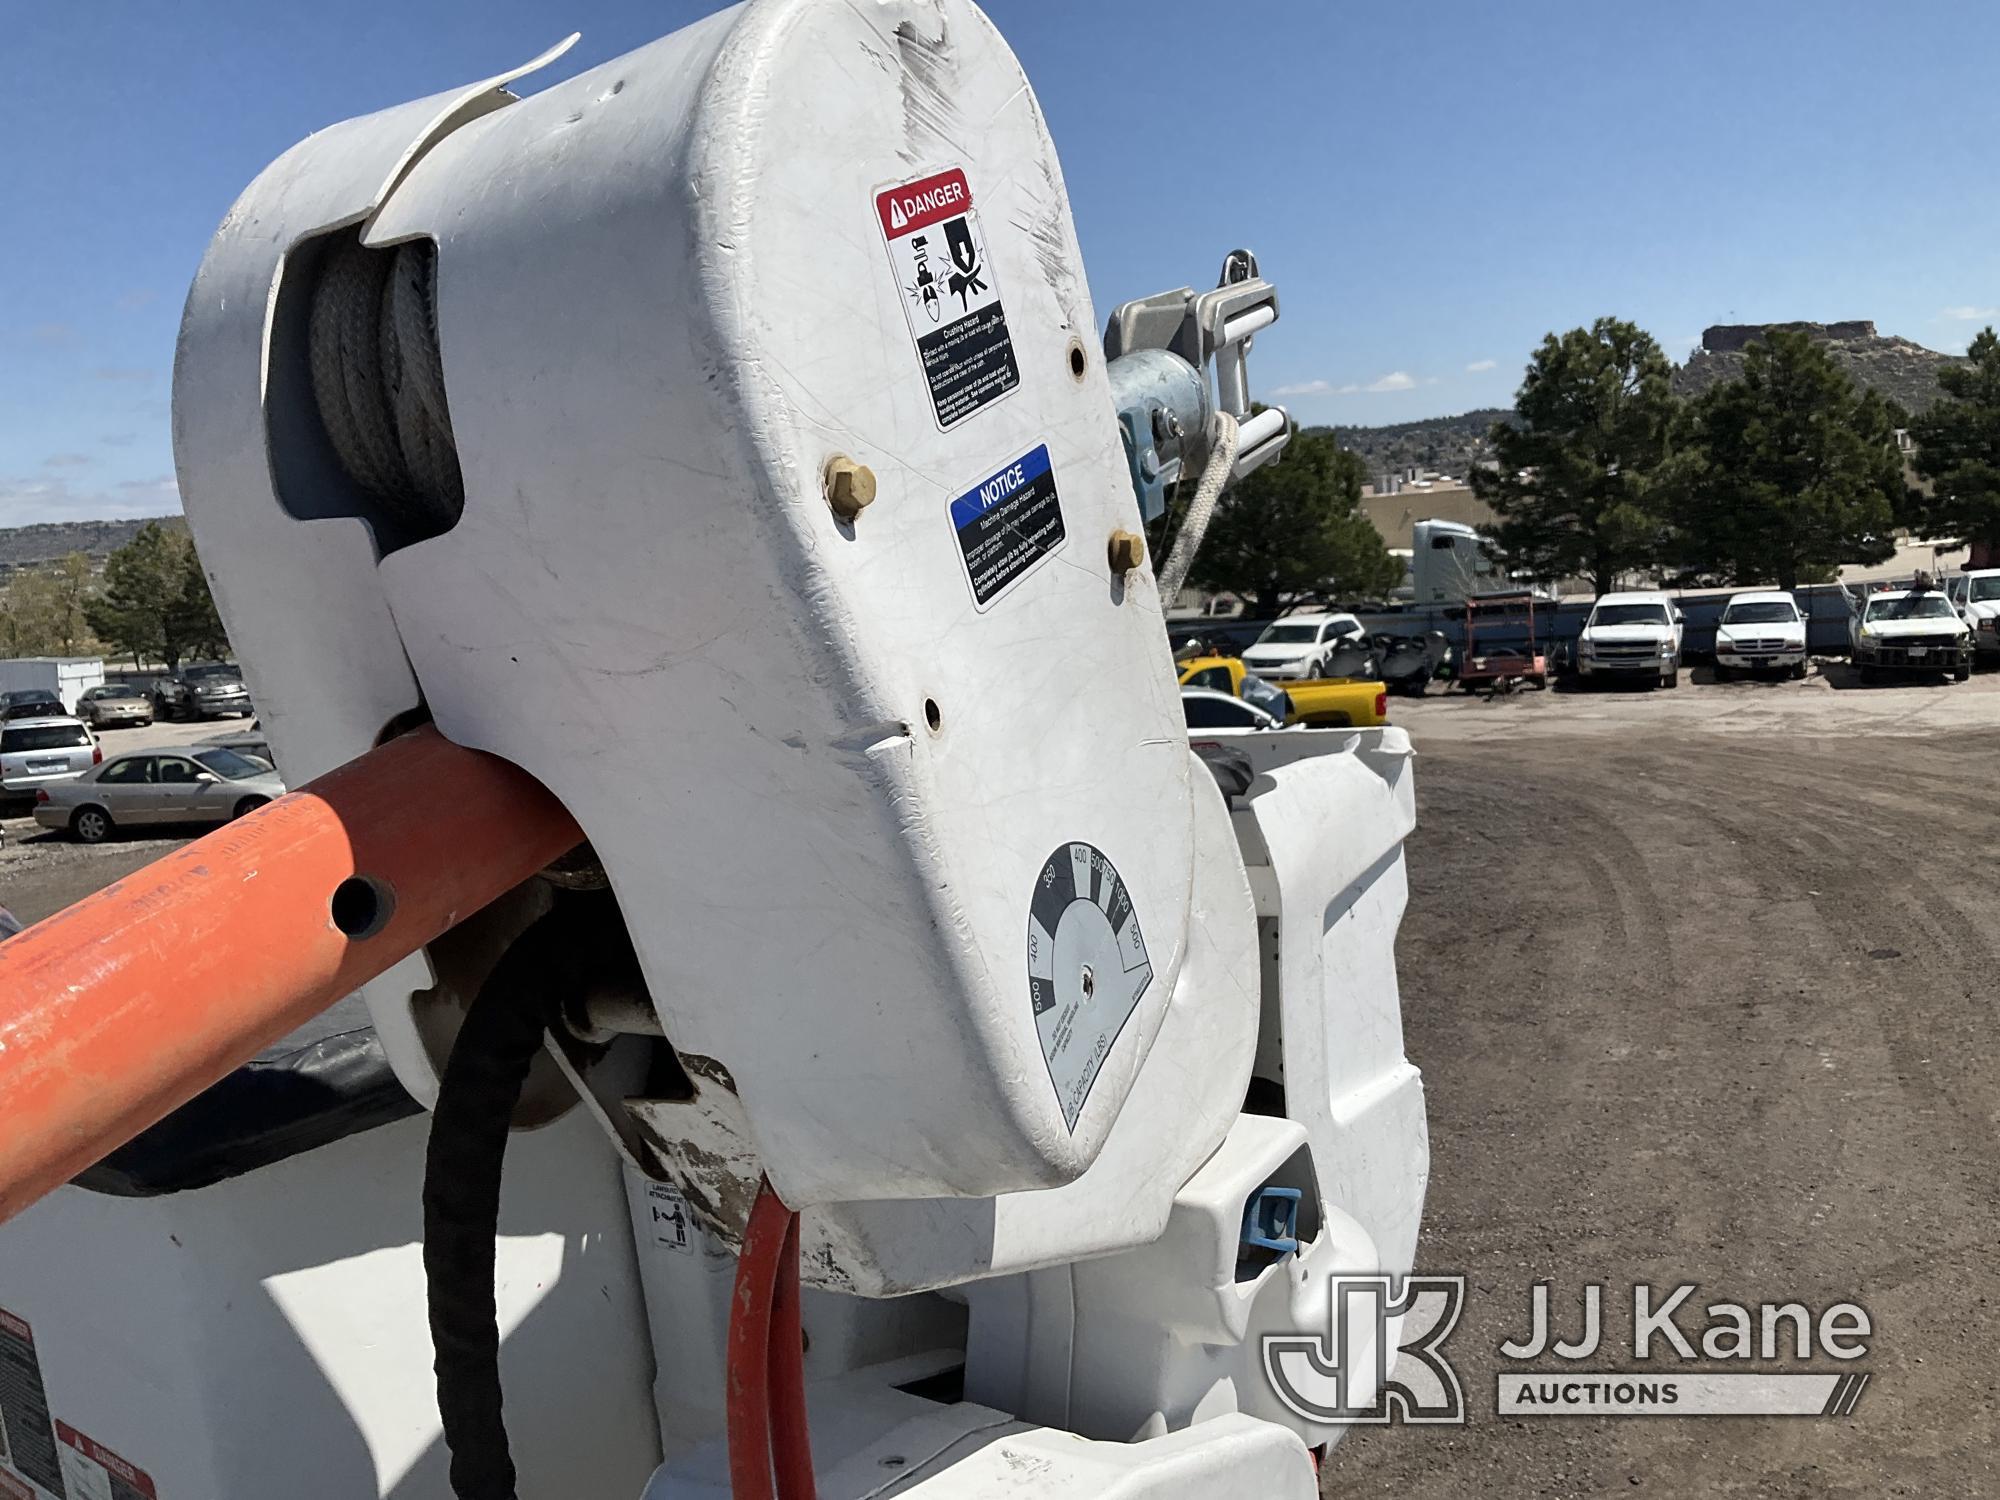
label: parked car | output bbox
[1713,591,1809,680]
[196,732,274,769]
[1575,591,1684,689]
[1180,687,1285,731]
[34,746,286,844]
[75,683,156,728]
[0,688,65,722]
[1849,588,1971,682]
[0,717,101,798]
[1942,568,2000,661]
[1240,613,1365,680]
[152,663,253,721]
[1177,655,1388,727]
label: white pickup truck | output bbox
[1575,591,1684,689]
[1713,591,1809,680]
[1849,587,1972,681]
[1943,569,2000,660]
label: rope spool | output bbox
[307,236,465,538]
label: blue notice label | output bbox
[950,445,1065,608]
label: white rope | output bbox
[1155,409,1239,602]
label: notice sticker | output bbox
[950,445,1065,609]
[876,167,1021,428]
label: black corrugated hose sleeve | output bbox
[423,892,639,1500]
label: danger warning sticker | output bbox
[950,445,1065,609]
[876,167,1020,429]
[56,1423,155,1500]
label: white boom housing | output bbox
[177,0,1225,1215]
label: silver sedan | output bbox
[34,746,286,844]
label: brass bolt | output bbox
[1107,528,1146,577]
[825,456,877,520]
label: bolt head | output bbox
[1107,529,1146,576]
[824,456,878,519]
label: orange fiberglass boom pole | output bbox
[0,727,581,1223]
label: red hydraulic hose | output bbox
[727,1179,790,1500]
[769,1211,816,1500]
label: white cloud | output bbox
[115,289,157,312]
[0,474,180,525]
[1266,370,1422,400]
[42,453,92,468]
[92,366,157,384]
[1941,305,1998,322]
[1465,359,1497,373]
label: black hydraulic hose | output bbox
[423,893,641,1500]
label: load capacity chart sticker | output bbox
[1028,843,1152,1131]
[949,445,1065,609]
[875,167,1021,429]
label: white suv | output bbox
[1241,612,1363,680]
[1713,591,1808,680]
[1575,591,1684,689]
[0,717,101,798]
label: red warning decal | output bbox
[875,168,971,238]
[873,165,1021,429]
[57,1421,158,1499]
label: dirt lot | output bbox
[1324,664,2000,1496]
[2,668,1996,1494]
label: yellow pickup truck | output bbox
[1177,655,1388,727]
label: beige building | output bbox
[1358,477,1496,552]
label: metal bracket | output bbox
[1102,249,1292,485]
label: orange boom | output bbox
[0,727,580,1222]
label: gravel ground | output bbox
[1322,662,2000,1496]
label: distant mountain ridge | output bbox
[0,516,182,575]
[1314,408,1511,480]
[1318,322,1962,477]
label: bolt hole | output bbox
[331,875,395,940]
[924,698,942,733]
[1081,964,1095,998]
[1067,340,1087,381]
[880,1456,907,1470]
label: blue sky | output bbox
[4,0,1997,525]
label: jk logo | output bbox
[1262,1275,1467,1424]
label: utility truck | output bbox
[0,8,1429,1499]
